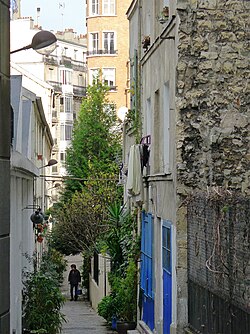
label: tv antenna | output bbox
[59,2,65,31]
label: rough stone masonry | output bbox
[176,0,250,195]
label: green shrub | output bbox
[97,294,119,323]
[98,260,138,323]
[22,250,66,333]
[39,249,67,284]
[23,272,65,333]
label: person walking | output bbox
[68,264,81,301]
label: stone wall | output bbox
[176,0,250,194]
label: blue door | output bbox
[141,212,154,331]
[162,221,172,334]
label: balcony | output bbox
[73,85,87,97]
[108,86,117,92]
[47,81,62,93]
[44,55,58,65]
[87,49,118,56]
[60,56,72,68]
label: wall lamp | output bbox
[10,30,57,55]
[39,159,58,169]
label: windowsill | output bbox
[86,54,118,58]
[87,14,117,18]
[145,172,173,182]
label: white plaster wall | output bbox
[89,254,111,311]
[10,74,53,334]
[11,63,53,126]
[127,1,181,332]
[10,174,35,334]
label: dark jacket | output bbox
[68,269,81,285]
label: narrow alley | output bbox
[61,255,115,334]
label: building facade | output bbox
[0,1,11,333]
[10,18,87,193]
[10,75,54,333]
[86,0,130,116]
[125,1,250,334]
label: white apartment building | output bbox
[10,74,54,334]
[10,18,87,198]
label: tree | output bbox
[50,77,123,255]
[64,78,121,200]
[49,172,122,255]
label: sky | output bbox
[20,0,86,35]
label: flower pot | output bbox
[111,315,117,330]
[37,235,43,243]
[116,321,136,334]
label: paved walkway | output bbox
[61,255,115,334]
[61,300,115,334]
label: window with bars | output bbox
[103,32,115,54]
[103,0,116,15]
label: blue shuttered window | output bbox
[141,212,153,297]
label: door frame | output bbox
[162,220,172,334]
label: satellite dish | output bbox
[117,106,128,122]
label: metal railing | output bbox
[87,49,117,56]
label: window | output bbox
[103,68,115,88]
[141,212,153,298]
[60,123,73,141]
[60,69,72,85]
[60,152,66,162]
[48,67,54,81]
[90,33,99,54]
[52,165,58,173]
[163,83,170,173]
[63,47,68,56]
[74,49,77,60]
[90,0,99,15]
[154,90,160,172]
[78,74,83,86]
[89,68,99,85]
[64,95,73,113]
[103,0,115,15]
[146,98,152,136]
[162,224,171,273]
[103,32,115,54]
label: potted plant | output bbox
[157,6,169,24]
[113,261,138,333]
[97,293,120,328]
[97,203,139,333]
[142,35,150,51]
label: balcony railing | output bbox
[108,85,117,92]
[87,49,118,56]
[47,81,62,93]
[73,85,87,97]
